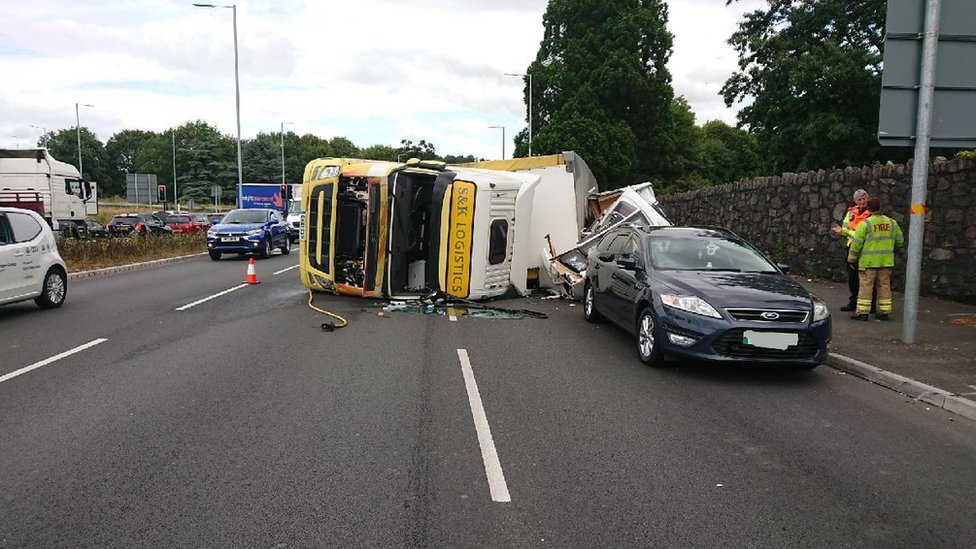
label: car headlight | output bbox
[812,295,830,322]
[247,228,264,236]
[207,230,217,237]
[660,294,722,319]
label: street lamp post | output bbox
[194,3,243,208]
[488,125,506,160]
[172,129,179,212]
[75,102,94,177]
[280,122,292,186]
[504,72,532,156]
[29,125,48,147]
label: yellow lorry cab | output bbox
[299,156,568,300]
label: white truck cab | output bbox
[0,207,68,309]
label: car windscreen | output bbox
[288,200,302,214]
[221,210,268,224]
[111,217,139,227]
[167,215,191,223]
[648,233,778,273]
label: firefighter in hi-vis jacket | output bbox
[847,197,904,321]
[832,188,874,312]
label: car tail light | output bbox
[136,223,144,232]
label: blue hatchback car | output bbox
[206,208,290,260]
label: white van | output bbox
[0,207,68,308]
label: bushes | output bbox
[59,233,206,272]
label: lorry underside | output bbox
[387,170,448,298]
[328,168,448,297]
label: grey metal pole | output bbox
[528,72,532,157]
[280,122,286,185]
[172,129,179,212]
[232,4,243,209]
[902,0,941,345]
[75,103,83,177]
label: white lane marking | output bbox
[449,315,457,322]
[175,283,249,311]
[456,348,511,502]
[0,338,108,385]
[273,264,300,275]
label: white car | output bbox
[0,207,68,309]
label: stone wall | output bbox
[657,157,976,304]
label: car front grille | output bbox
[725,308,808,323]
[711,329,820,360]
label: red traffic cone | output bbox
[244,257,260,284]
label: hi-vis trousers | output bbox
[857,267,893,315]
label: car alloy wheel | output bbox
[35,268,67,309]
[260,237,272,259]
[637,307,661,366]
[584,283,602,322]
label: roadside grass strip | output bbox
[456,348,511,503]
[0,338,108,385]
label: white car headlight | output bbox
[661,294,722,318]
[207,230,217,237]
[812,296,830,322]
[247,228,264,236]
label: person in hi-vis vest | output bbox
[847,197,904,321]
[831,188,875,312]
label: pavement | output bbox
[68,255,976,421]
[797,275,976,420]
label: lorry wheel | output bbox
[35,268,67,309]
[209,251,222,261]
[260,237,272,259]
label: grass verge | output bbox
[59,233,206,272]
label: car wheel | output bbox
[260,236,272,259]
[636,307,662,366]
[209,250,222,261]
[34,268,67,309]
[583,282,603,323]
[280,237,291,255]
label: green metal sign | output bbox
[878,0,976,147]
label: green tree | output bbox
[44,127,112,191]
[139,121,235,206]
[398,139,439,161]
[329,137,359,157]
[104,129,155,197]
[527,0,675,187]
[242,132,281,183]
[697,120,760,186]
[360,144,398,161]
[721,0,908,173]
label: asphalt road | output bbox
[1,251,974,548]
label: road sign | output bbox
[878,0,976,147]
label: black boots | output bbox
[850,314,870,321]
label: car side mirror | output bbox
[597,251,615,263]
[617,256,637,270]
[777,263,790,274]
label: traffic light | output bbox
[157,184,166,203]
[280,184,290,201]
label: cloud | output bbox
[0,0,757,160]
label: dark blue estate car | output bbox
[206,208,290,260]
[584,225,831,369]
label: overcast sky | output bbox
[0,0,764,160]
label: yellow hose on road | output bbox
[307,289,348,331]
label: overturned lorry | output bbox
[297,152,669,300]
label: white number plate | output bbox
[220,237,238,242]
[743,330,798,350]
